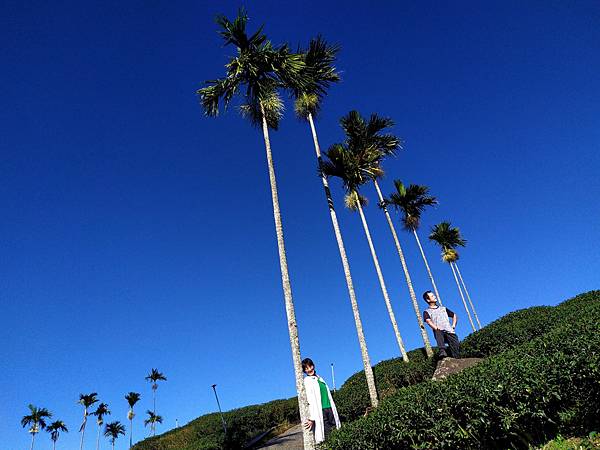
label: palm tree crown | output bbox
[145,369,167,390]
[197,9,306,130]
[47,420,68,442]
[21,404,52,433]
[144,411,163,429]
[291,35,340,119]
[429,221,466,262]
[103,421,125,445]
[92,403,110,424]
[125,392,141,408]
[385,180,438,230]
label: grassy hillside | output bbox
[133,290,599,450]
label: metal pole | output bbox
[331,363,336,392]
[211,384,227,435]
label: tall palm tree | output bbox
[290,37,378,406]
[47,420,68,450]
[334,111,434,358]
[103,421,125,450]
[21,404,51,450]
[322,134,410,362]
[197,10,316,448]
[428,222,477,331]
[91,403,110,450]
[125,392,141,449]
[143,411,163,437]
[78,393,98,450]
[385,180,443,304]
[145,369,166,416]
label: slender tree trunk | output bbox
[30,432,35,450]
[261,106,315,449]
[454,262,482,329]
[129,416,133,449]
[413,229,443,305]
[96,424,100,450]
[373,180,433,357]
[307,113,379,407]
[53,439,56,450]
[450,262,476,331]
[355,199,409,362]
[153,387,156,415]
[80,418,86,450]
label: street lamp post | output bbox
[331,363,336,392]
[211,384,227,435]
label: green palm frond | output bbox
[144,411,163,426]
[290,36,340,119]
[78,393,99,408]
[21,405,52,431]
[125,392,141,408]
[198,10,306,130]
[92,403,111,424]
[429,221,467,252]
[103,421,126,441]
[47,420,68,442]
[386,180,438,230]
[145,369,167,383]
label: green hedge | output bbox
[132,397,299,450]
[333,347,437,422]
[323,291,600,449]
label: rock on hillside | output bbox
[432,357,483,381]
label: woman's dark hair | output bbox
[302,358,314,372]
[422,290,433,301]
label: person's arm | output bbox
[446,309,458,331]
[424,311,438,330]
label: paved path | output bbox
[256,424,304,449]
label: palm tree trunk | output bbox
[153,387,156,415]
[355,199,409,362]
[307,113,379,407]
[449,262,476,331]
[30,432,35,450]
[412,228,443,305]
[261,105,315,449]
[453,262,482,329]
[96,425,100,450]
[80,420,86,450]
[129,417,133,449]
[372,180,433,357]
[53,439,56,450]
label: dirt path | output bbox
[255,424,304,449]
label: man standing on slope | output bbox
[423,291,460,358]
[302,358,340,443]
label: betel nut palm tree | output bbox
[47,420,68,450]
[21,404,52,450]
[125,392,141,449]
[289,37,379,406]
[337,111,435,358]
[143,410,163,437]
[197,10,316,448]
[78,392,98,450]
[103,421,126,450]
[321,118,411,362]
[385,180,444,305]
[92,402,110,450]
[429,222,479,331]
[145,369,166,417]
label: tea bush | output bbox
[323,291,600,449]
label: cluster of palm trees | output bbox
[21,368,167,450]
[198,9,483,449]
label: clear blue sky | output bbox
[2,1,599,448]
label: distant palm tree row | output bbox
[197,9,483,449]
[21,369,166,450]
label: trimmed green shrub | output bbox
[333,347,437,422]
[323,291,600,449]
